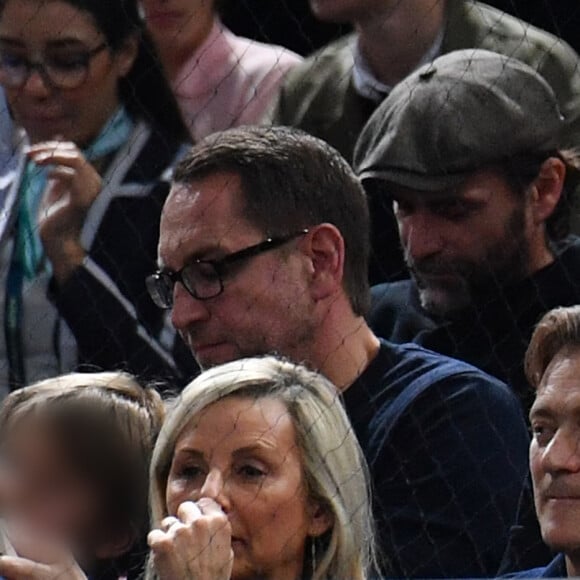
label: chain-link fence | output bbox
[0,0,578,578]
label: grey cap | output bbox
[354,49,565,191]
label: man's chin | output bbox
[418,287,471,318]
[192,343,240,369]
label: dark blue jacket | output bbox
[344,339,530,578]
[505,553,567,577]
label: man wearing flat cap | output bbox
[356,50,580,571]
[356,48,580,414]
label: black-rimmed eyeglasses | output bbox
[146,230,309,309]
[0,42,108,90]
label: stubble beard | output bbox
[410,207,531,318]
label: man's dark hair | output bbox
[173,126,371,315]
[499,149,580,241]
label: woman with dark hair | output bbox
[0,0,196,392]
[141,0,303,141]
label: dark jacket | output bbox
[369,237,580,412]
[0,121,198,389]
[273,0,580,163]
[345,339,529,578]
[505,553,567,578]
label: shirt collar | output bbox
[352,24,445,102]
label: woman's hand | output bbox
[27,141,103,284]
[148,499,234,580]
[0,532,87,580]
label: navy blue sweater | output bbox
[344,340,530,578]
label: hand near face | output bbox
[149,499,234,580]
[0,530,87,580]
[27,141,103,284]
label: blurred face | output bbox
[530,347,580,555]
[166,396,327,580]
[393,169,533,317]
[158,171,316,370]
[140,0,214,47]
[0,0,135,144]
[1,416,103,562]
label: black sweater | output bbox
[369,236,580,412]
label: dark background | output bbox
[221,0,580,57]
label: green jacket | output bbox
[273,0,580,162]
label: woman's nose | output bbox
[21,69,51,98]
[199,469,231,511]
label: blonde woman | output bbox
[147,356,379,580]
[0,371,164,580]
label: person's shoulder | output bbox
[538,236,580,287]
[371,280,416,308]
[556,235,580,260]
[222,27,303,73]
[374,339,512,398]
[503,553,567,578]
[368,280,432,343]
[280,34,356,92]
[453,0,579,65]
[120,120,188,186]
[355,340,524,455]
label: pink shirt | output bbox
[172,21,303,141]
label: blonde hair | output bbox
[148,357,378,580]
[0,371,165,561]
[525,305,580,388]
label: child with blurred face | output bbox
[0,372,164,579]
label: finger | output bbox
[0,555,51,579]
[147,528,169,550]
[28,151,87,169]
[47,166,76,180]
[7,528,72,566]
[176,501,202,524]
[148,527,193,579]
[39,178,69,212]
[196,497,226,516]
[26,141,77,155]
[160,516,180,532]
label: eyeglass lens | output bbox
[0,45,103,89]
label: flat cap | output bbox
[354,49,565,191]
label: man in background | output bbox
[273,0,580,164]
[355,49,580,413]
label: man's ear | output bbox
[94,525,136,561]
[302,224,345,303]
[529,157,566,225]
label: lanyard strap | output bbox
[4,220,27,389]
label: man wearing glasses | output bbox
[148,125,532,578]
